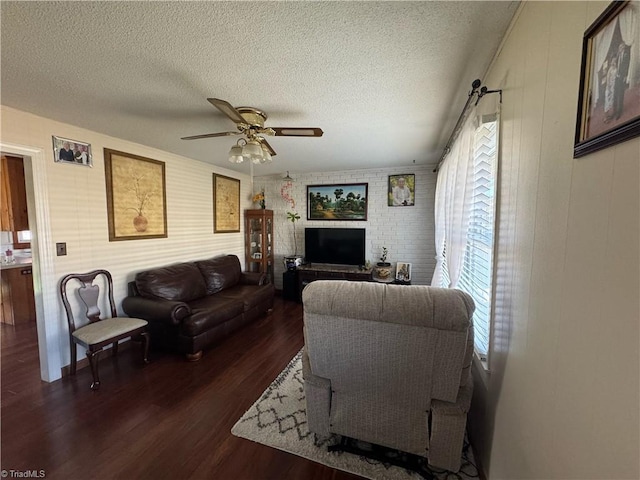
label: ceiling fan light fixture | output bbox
[242,140,262,160]
[228,144,244,163]
[261,144,272,163]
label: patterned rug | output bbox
[231,350,479,480]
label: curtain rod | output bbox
[433,79,502,173]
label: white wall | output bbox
[254,165,436,289]
[1,105,254,381]
[468,2,639,479]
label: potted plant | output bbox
[377,247,390,266]
[375,247,392,280]
[287,211,301,255]
[284,211,303,269]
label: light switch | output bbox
[56,242,67,256]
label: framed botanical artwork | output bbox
[395,262,412,282]
[574,0,640,158]
[213,173,240,233]
[104,148,167,241]
[52,135,92,166]
[388,174,415,206]
[307,183,368,220]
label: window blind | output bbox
[458,118,497,359]
[433,113,498,362]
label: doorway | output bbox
[1,154,40,389]
[0,143,61,383]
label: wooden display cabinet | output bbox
[244,209,274,284]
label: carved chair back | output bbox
[60,269,118,335]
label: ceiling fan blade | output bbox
[181,131,240,140]
[207,98,247,125]
[272,127,324,137]
[260,138,277,156]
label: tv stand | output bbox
[297,264,372,302]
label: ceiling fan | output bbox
[181,98,323,164]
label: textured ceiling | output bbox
[1,1,518,175]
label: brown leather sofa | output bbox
[122,255,274,361]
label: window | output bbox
[432,111,499,365]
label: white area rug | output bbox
[231,350,479,480]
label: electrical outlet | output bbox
[56,242,67,256]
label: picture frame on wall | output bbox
[52,135,92,166]
[574,0,640,158]
[307,183,368,221]
[213,173,241,233]
[388,174,415,206]
[104,148,167,241]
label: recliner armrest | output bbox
[240,272,268,285]
[122,296,191,326]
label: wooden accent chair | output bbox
[60,270,150,390]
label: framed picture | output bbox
[52,135,92,166]
[104,148,167,241]
[574,0,640,158]
[307,183,368,221]
[388,174,415,206]
[395,262,412,282]
[213,173,240,233]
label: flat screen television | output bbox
[304,227,366,266]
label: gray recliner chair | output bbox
[302,280,475,472]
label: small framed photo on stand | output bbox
[395,262,412,284]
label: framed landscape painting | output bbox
[574,0,640,157]
[307,183,368,221]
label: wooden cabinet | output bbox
[244,209,274,284]
[297,265,372,301]
[0,266,35,325]
[0,155,29,233]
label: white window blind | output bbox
[432,111,498,363]
[459,117,497,359]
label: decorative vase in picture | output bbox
[133,214,148,232]
[127,169,155,233]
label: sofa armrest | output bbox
[240,272,268,285]
[122,296,191,326]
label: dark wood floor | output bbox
[1,297,362,480]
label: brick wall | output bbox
[254,165,436,289]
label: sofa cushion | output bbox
[218,283,275,311]
[196,255,242,295]
[135,262,207,303]
[181,295,244,336]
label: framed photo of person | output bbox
[395,262,412,282]
[388,174,415,206]
[52,135,92,166]
[574,0,640,158]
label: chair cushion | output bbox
[135,262,207,302]
[72,317,147,345]
[195,255,241,295]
